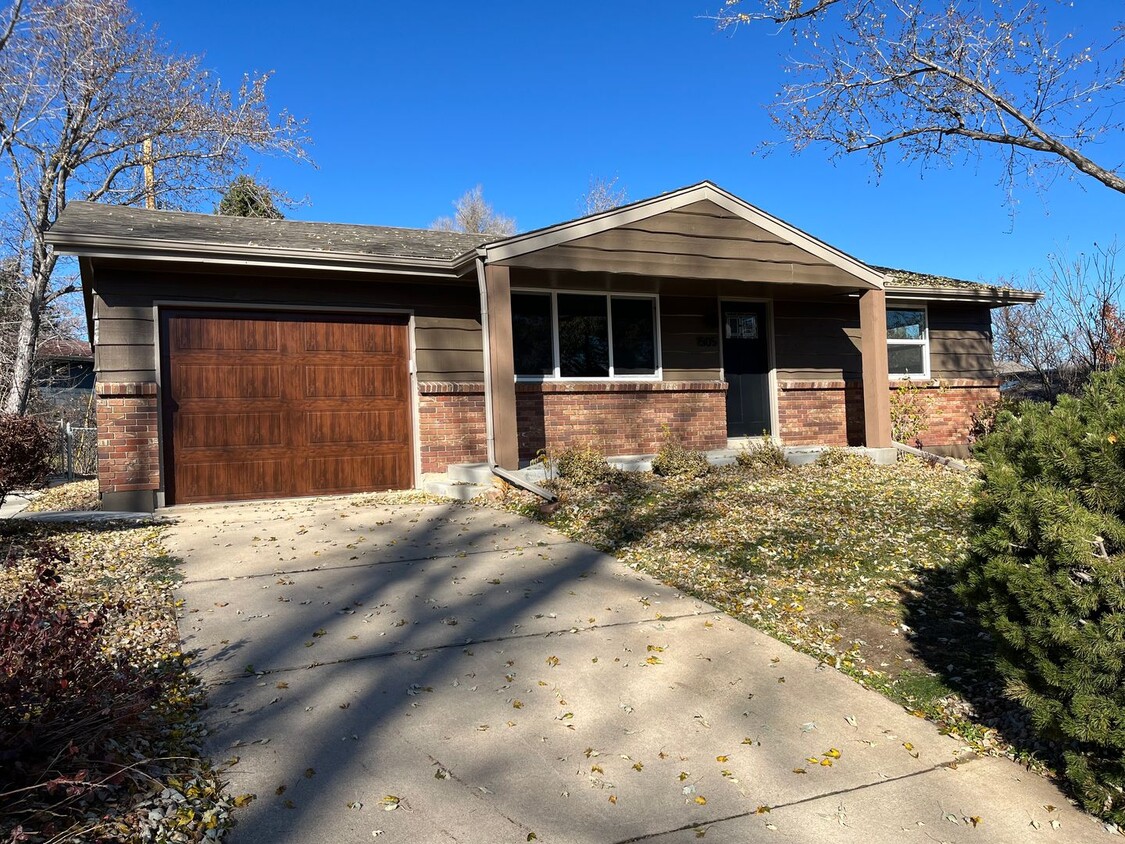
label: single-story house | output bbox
[45,181,1039,512]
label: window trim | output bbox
[886,302,930,380]
[511,288,663,381]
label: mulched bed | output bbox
[495,455,1068,775]
[0,519,239,843]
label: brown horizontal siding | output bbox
[90,267,482,387]
[927,304,995,379]
[660,295,720,380]
[773,299,861,381]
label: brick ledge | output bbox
[96,381,158,397]
[779,378,999,391]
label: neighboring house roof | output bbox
[877,266,1041,306]
[37,338,93,360]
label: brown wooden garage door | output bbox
[161,310,412,504]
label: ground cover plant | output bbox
[0,519,237,842]
[497,454,1090,794]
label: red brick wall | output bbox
[777,379,1000,448]
[95,382,160,494]
[417,382,488,473]
[515,381,728,461]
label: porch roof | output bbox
[480,182,887,291]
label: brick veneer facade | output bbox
[417,382,489,473]
[515,381,728,462]
[95,382,160,498]
[777,378,1000,449]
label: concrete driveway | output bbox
[166,496,1106,843]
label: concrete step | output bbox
[422,479,491,502]
[447,462,494,484]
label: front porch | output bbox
[475,183,896,470]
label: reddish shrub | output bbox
[0,414,54,507]
[0,543,159,827]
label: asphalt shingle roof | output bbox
[875,265,1024,293]
[49,202,493,262]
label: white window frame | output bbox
[511,289,663,382]
[886,302,930,380]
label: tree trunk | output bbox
[2,270,47,415]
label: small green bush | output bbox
[0,413,54,507]
[651,440,710,478]
[553,446,615,487]
[735,440,790,474]
[813,447,871,468]
[957,366,1125,822]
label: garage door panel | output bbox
[176,459,289,502]
[306,454,409,495]
[163,310,412,505]
[178,412,285,449]
[302,321,404,353]
[171,317,280,351]
[174,363,282,400]
[302,365,405,399]
[305,410,403,446]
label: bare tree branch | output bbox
[431,185,517,236]
[0,0,311,414]
[580,176,628,215]
[717,1,1125,197]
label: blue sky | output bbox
[134,0,1123,287]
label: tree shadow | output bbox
[896,565,1070,773]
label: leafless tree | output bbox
[431,185,517,236]
[0,0,310,414]
[716,1,1125,196]
[995,243,1125,400]
[581,176,628,215]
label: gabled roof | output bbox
[46,202,491,276]
[480,181,887,290]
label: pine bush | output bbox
[957,366,1125,821]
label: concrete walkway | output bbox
[165,497,1108,843]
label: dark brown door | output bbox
[161,310,412,504]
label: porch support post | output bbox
[858,289,892,448]
[484,263,520,469]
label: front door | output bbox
[721,301,771,437]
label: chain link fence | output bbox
[53,422,97,479]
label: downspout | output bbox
[474,254,556,503]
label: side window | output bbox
[887,307,928,377]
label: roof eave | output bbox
[45,232,475,278]
[885,285,1043,306]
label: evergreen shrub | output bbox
[958,366,1125,821]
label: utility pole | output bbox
[142,137,155,209]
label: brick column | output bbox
[95,382,160,512]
